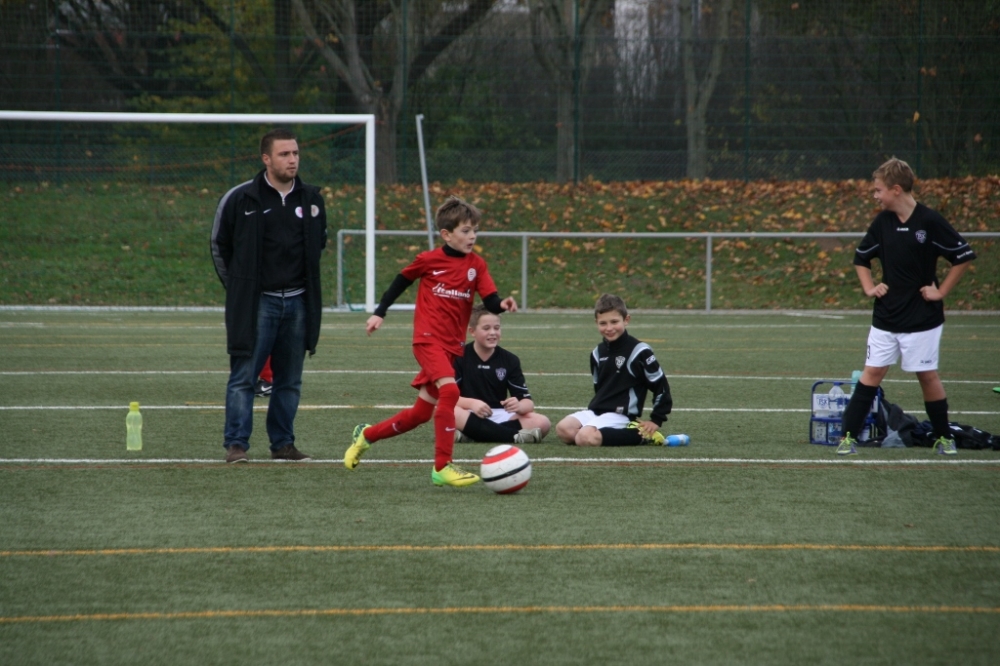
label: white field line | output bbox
[3,321,999,330]
[2,404,998,416]
[0,370,997,386]
[1,457,999,466]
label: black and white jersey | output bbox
[854,203,976,333]
[454,344,531,409]
[587,331,672,425]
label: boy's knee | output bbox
[555,418,578,444]
[573,426,603,447]
[916,370,940,382]
[861,366,889,385]
[436,382,460,405]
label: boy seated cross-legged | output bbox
[556,294,674,447]
[452,305,551,445]
[343,196,517,487]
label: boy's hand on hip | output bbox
[865,283,889,298]
[920,284,943,301]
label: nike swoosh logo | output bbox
[445,427,456,432]
[263,209,272,214]
[244,210,255,216]
[432,270,446,275]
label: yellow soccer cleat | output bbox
[933,436,957,456]
[431,462,480,487]
[344,424,371,470]
[836,433,858,456]
[626,420,666,445]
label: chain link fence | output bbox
[1,0,997,184]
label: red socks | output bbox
[359,382,460,471]
[433,383,460,471]
[364,397,435,443]
[259,356,273,383]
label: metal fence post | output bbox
[705,234,713,312]
[521,234,529,309]
[337,229,345,309]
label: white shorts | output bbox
[866,325,942,372]
[564,410,631,430]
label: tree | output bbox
[527,0,613,183]
[45,0,186,104]
[751,0,1000,177]
[184,0,317,114]
[291,0,501,184]
[679,0,734,179]
[43,0,320,114]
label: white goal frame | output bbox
[0,110,378,311]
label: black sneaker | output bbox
[271,444,311,461]
[254,379,273,397]
[226,446,249,463]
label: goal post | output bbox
[0,111,378,311]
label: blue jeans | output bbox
[224,294,306,452]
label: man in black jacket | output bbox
[210,129,328,463]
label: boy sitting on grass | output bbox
[556,294,674,447]
[453,305,551,444]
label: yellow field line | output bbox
[3,604,998,624]
[3,543,998,558]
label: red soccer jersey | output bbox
[400,247,498,355]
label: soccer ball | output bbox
[480,445,532,494]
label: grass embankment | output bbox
[3,177,998,309]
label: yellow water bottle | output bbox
[126,402,143,451]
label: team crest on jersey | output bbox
[615,356,626,369]
[915,230,927,243]
[311,204,320,218]
[467,268,477,281]
[495,368,507,381]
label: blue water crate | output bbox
[809,380,879,446]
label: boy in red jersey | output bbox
[344,196,518,486]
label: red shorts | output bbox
[410,343,459,390]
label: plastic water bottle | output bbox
[126,402,143,451]
[828,384,846,415]
[850,369,862,394]
[665,434,690,447]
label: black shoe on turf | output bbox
[271,445,311,461]
[226,446,249,463]
[254,379,272,397]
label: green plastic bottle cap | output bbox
[129,402,140,410]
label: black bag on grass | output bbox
[863,394,920,448]
[858,391,995,450]
[910,421,996,450]
[948,423,997,450]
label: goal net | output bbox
[1,111,377,310]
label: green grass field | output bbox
[5,179,999,310]
[2,309,999,664]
